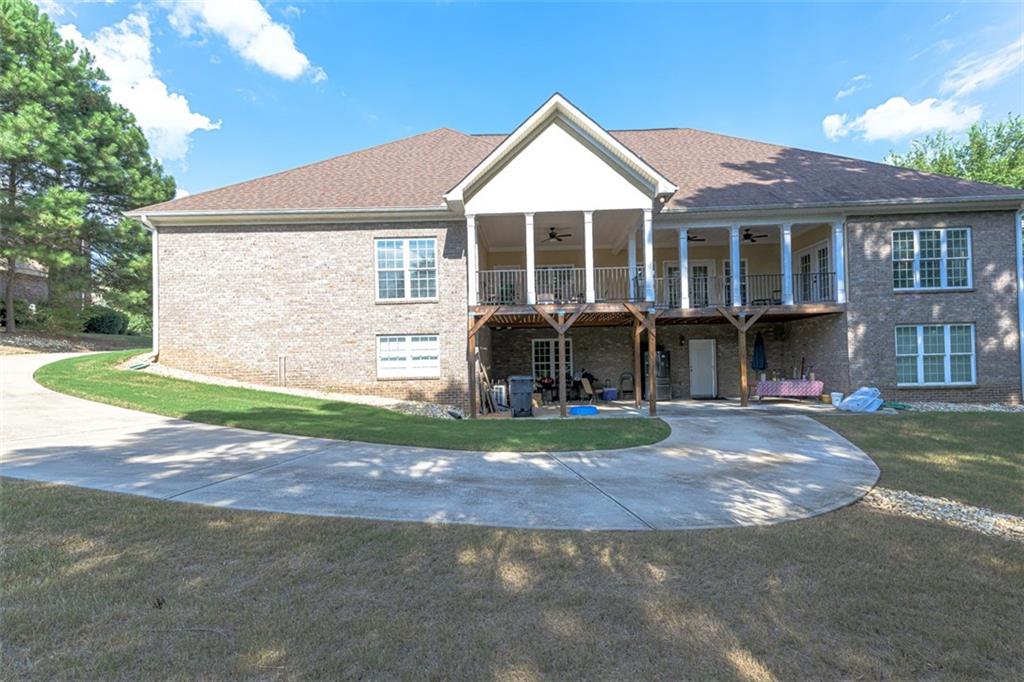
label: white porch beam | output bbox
[627,227,637,301]
[661,214,845,230]
[780,222,794,305]
[643,208,655,302]
[832,219,847,304]
[466,214,478,306]
[525,212,536,305]
[677,227,690,309]
[729,224,742,306]
[583,210,595,303]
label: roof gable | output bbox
[445,93,677,213]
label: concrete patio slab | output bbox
[1,352,880,530]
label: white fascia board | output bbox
[125,206,457,227]
[444,93,677,209]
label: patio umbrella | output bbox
[751,332,767,371]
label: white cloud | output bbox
[164,0,324,81]
[58,13,219,162]
[281,5,303,19]
[835,74,869,100]
[940,34,1024,97]
[174,187,190,198]
[822,96,981,142]
[33,0,65,17]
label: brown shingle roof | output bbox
[135,126,1023,215]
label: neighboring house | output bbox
[128,94,1024,412]
[0,260,49,305]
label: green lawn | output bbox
[817,413,1024,516]
[33,351,669,452]
[3,473,1021,679]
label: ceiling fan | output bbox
[542,227,573,243]
[742,228,769,243]
[687,234,706,242]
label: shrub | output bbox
[0,299,33,327]
[83,307,129,335]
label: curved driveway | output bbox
[1,352,879,530]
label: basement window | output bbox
[377,334,440,379]
[895,323,976,386]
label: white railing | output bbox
[478,269,526,305]
[535,267,586,304]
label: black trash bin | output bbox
[508,375,534,418]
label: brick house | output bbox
[128,94,1024,413]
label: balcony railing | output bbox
[476,270,838,307]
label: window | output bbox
[892,228,971,290]
[895,324,975,386]
[376,334,440,379]
[532,339,573,382]
[375,238,437,300]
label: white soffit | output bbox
[447,93,677,214]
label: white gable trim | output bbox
[444,93,677,212]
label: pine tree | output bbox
[0,0,174,332]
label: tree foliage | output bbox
[0,0,174,331]
[886,114,1024,190]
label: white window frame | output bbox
[376,334,441,379]
[892,227,973,291]
[374,237,438,302]
[531,338,573,382]
[894,323,976,387]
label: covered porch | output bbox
[467,301,847,419]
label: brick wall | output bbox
[845,210,1021,403]
[157,221,471,407]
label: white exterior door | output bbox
[688,339,717,398]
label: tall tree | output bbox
[886,114,1024,189]
[0,0,173,332]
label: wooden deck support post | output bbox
[623,303,661,416]
[466,306,499,419]
[533,304,589,418]
[717,306,768,407]
[647,310,658,417]
[632,320,642,408]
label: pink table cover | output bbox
[754,380,824,398]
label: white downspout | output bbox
[139,215,158,360]
[1015,206,1024,402]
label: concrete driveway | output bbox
[1,352,879,530]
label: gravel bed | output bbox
[0,333,75,353]
[133,361,465,420]
[863,487,1023,542]
[904,401,1024,413]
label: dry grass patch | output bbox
[2,478,1021,680]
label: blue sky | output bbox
[39,1,1024,197]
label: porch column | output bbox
[729,224,742,307]
[583,210,595,303]
[677,227,690,308]
[643,208,655,302]
[466,214,478,306]
[780,222,794,305]
[627,228,637,301]
[832,219,847,303]
[525,212,536,305]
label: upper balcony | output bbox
[479,268,838,307]
[468,209,846,312]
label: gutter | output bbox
[125,205,456,227]
[658,194,1024,218]
[139,214,159,361]
[1016,206,1024,402]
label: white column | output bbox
[780,222,794,305]
[627,227,637,301]
[677,227,690,309]
[729,224,742,307]
[643,208,655,302]
[583,210,595,303]
[466,214,478,306]
[832,219,847,304]
[525,212,536,305]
